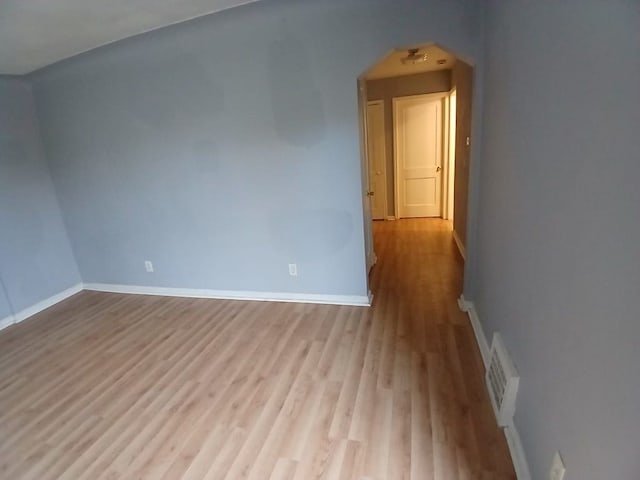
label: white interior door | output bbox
[366,101,387,220]
[358,79,376,274]
[394,94,443,218]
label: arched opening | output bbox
[358,42,475,299]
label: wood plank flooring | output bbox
[0,218,515,479]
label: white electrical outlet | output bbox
[550,451,566,480]
[144,261,154,273]
[288,263,297,276]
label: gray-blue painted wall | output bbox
[478,1,640,478]
[3,0,639,476]
[31,0,485,296]
[0,77,81,315]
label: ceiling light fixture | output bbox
[401,48,429,65]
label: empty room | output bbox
[0,1,638,479]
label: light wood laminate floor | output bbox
[0,219,515,479]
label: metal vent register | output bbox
[486,333,520,427]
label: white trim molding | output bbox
[457,295,472,313]
[0,315,14,331]
[458,294,489,366]
[0,286,528,371]
[14,283,83,323]
[367,290,374,306]
[0,283,83,332]
[452,229,466,260]
[458,295,531,480]
[505,418,532,480]
[0,282,371,335]
[84,284,372,307]
[386,216,397,221]
[367,252,378,274]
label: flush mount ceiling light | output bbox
[401,48,429,65]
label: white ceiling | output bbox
[0,0,260,74]
[364,44,456,80]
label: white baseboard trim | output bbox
[458,295,531,480]
[84,283,372,307]
[0,283,83,332]
[0,282,372,335]
[0,315,15,331]
[457,294,472,312]
[458,294,489,367]
[367,252,378,273]
[504,418,532,480]
[452,229,466,260]
[14,283,83,323]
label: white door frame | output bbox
[393,92,446,219]
[366,100,388,220]
[443,88,457,221]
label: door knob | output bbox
[367,191,375,197]
[436,166,442,172]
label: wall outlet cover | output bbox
[144,261,154,273]
[288,263,297,276]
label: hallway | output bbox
[0,220,515,479]
[369,218,515,478]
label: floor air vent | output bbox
[486,333,519,427]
